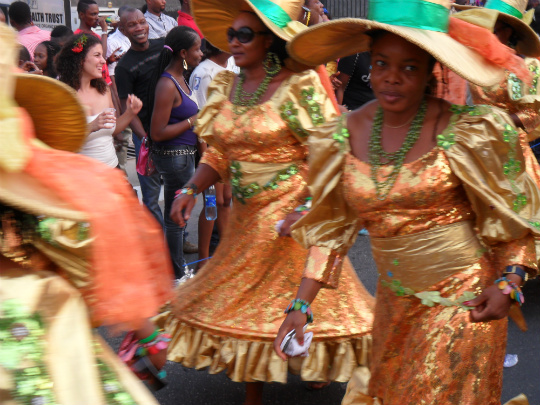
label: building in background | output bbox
[322,0,367,18]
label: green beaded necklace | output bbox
[232,66,282,115]
[368,99,428,200]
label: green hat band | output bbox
[485,0,523,19]
[368,0,449,33]
[250,0,292,29]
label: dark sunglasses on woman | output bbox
[227,27,269,44]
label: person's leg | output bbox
[153,149,196,278]
[115,127,131,176]
[196,203,214,270]
[133,134,164,227]
[216,182,232,238]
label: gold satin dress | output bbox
[470,58,540,185]
[292,105,540,404]
[159,69,374,383]
[1,219,160,405]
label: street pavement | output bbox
[105,157,540,405]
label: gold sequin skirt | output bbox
[342,255,507,405]
[157,168,375,383]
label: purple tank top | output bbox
[154,72,199,146]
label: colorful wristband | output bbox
[139,329,159,344]
[284,298,314,323]
[174,187,197,199]
[494,277,524,306]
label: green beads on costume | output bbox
[500,122,528,212]
[300,87,325,126]
[436,132,455,150]
[230,161,299,204]
[369,99,427,200]
[0,300,56,405]
[509,64,540,99]
[530,64,540,95]
[280,102,310,138]
[332,115,350,145]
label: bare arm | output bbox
[120,97,146,140]
[150,77,197,142]
[335,72,351,106]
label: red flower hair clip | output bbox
[72,35,87,53]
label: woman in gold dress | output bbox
[163,0,374,404]
[274,0,540,403]
[0,23,173,405]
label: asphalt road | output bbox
[107,158,540,405]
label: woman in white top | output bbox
[56,33,141,167]
[189,42,237,268]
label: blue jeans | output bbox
[133,135,164,228]
[152,145,196,278]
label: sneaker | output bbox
[183,241,198,253]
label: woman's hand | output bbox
[126,94,143,116]
[273,311,307,361]
[170,194,197,227]
[278,212,303,237]
[330,71,342,90]
[89,109,116,133]
[467,285,513,322]
[21,61,43,75]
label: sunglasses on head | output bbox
[227,27,269,44]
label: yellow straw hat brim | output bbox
[287,18,505,87]
[191,0,306,51]
[14,74,87,153]
[454,8,540,56]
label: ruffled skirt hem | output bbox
[156,312,371,384]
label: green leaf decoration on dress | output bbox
[94,342,137,405]
[499,122,528,212]
[508,73,524,100]
[332,115,350,147]
[299,87,325,126]
[0,299,56,405]
[380,278,476,309]
[437,132,455,150]
[529,64,540,95]
[280,101,309,138]
[230,161,299,204]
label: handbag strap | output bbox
[343,53,360,97]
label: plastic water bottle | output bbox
[204,185,218,220]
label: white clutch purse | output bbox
[279,325,313,357]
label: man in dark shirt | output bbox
[116,7,164,227]
[336,52,375,111]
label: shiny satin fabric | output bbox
[291,105,540,403]
[0,267,159,405]
[159,69,375,383]
[470,58,540,139]
[372,221,482,291]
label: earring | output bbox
[263,52,281,76]
[183,59,188,70]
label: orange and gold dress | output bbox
[292,105,540,404]
[159,69,374,383]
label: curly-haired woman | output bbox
[56,33,142,167]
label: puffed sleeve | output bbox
[273,68,339,145]
[507,58,540,140]
[440,104,540,277]
[291,116,363,288]
[195,70,236,181]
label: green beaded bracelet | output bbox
[138,329,159,344]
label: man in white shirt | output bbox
[107,5,133,175]
[144,0,177,39]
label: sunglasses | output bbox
[226,27,269,44]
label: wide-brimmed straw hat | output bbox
[191,0,307,51]
[1,23,87,219]
[453,0,540,56]
[287,0,506,87]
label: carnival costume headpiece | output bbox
[0,23,173,329]
[454,0,540,56]
[287,0,521,87]
[191,0,307,51]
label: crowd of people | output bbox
[2,0,540,404]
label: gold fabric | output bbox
[470,58,540,139]
[161,69,375,383]
[291,106,540,403]
[0,267,159,405]
[372,221,483,291]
